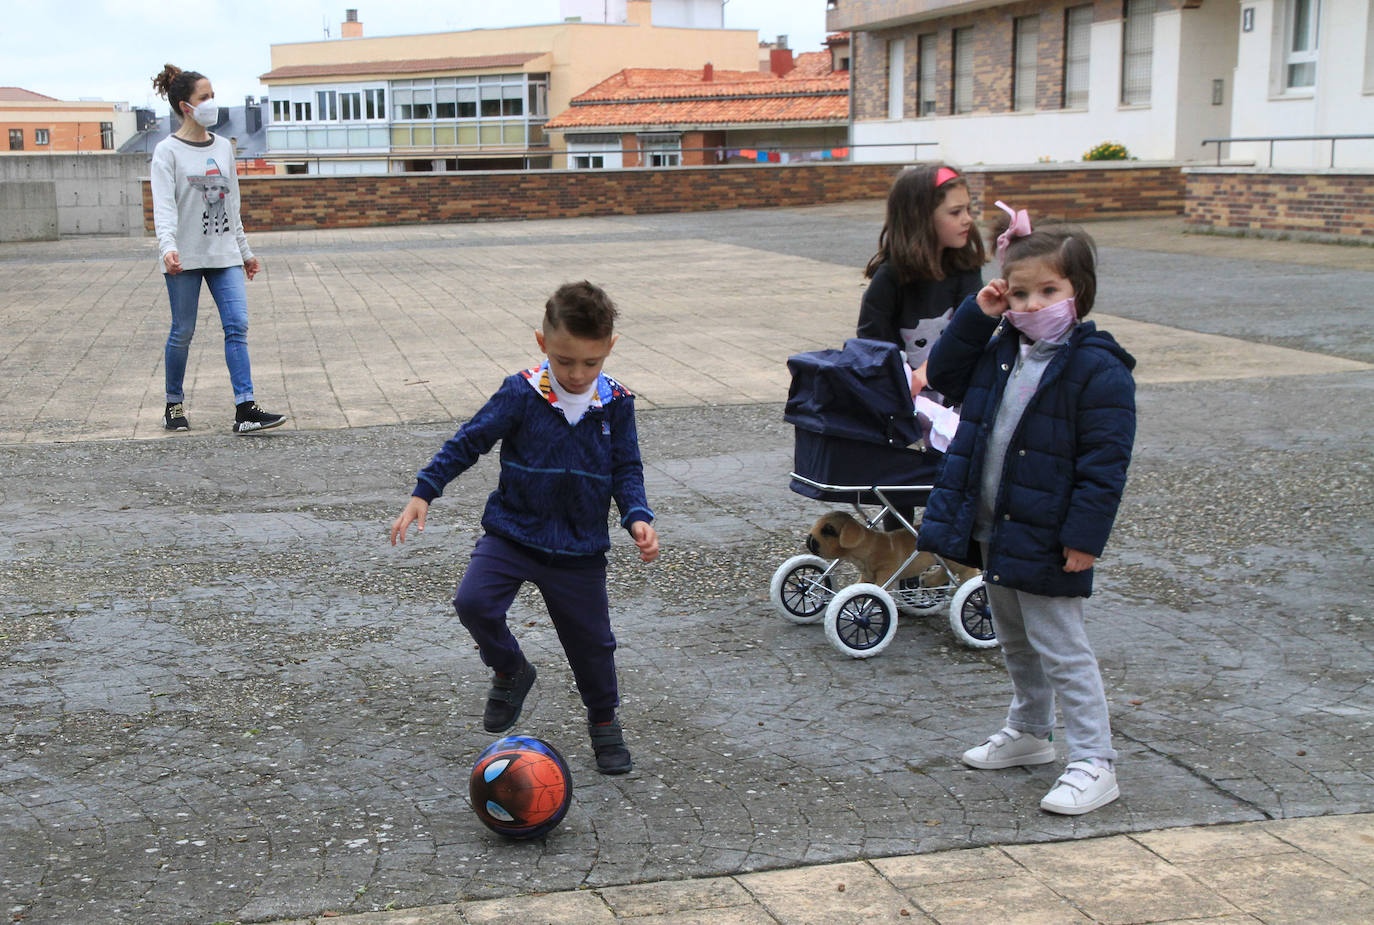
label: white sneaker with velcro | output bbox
[1040,760,1120,815]
[961,727,1056,769]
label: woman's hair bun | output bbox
[151,64,183,98]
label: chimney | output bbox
[245,95,262,133]
[769,48,795,77]
[342,9,363,38]
[702,62,714,82]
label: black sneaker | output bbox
[232,401,286,434]
[588,719,632,775]
[482,659,536,733]
[164,402,189,431]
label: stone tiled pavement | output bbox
[1,205,1371,924]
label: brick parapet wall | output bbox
[962,163,1185,221]
[1184,169,1374,242]
[140,162,1193,233]
[142,163,905,232]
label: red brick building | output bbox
[543,43,851,169]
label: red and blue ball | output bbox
[469,735,572,839]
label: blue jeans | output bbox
[164,267,254,405]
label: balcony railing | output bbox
[1201,134,1374,168]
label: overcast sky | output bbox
[1,0,832,111]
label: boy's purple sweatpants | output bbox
[453,532,618,721]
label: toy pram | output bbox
[770,338,996,658]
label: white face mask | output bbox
[185,99,218,127]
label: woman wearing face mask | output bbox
[150,63,286,434]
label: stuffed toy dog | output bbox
[805,511,979,588]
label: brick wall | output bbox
[142,163,907,232]
[140,161,1194,233]
[1185,169,1374,242]
[964,163,1185,221]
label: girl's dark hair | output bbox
[544,280,618,339]
[994,213,1099,317]
[864,163,986,283]
[151,63,205,119]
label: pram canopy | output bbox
[785,338,941,504]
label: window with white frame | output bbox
[1121,0,1155,105]
[1284,0,1320,90]
[100,122,114,149]
[639,133,681,166]
[316,90,338,121]
[1014,16,1040,111]
[918,33,937,116]
[887,38,905,119]
[952,27,974,114]
[1063,5,1092,109]
[574,155,605,168]
[35,128,49,145]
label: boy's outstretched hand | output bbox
[630,521,659,563]
[977,279,1010,317]
[390,496,430,545]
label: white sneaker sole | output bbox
[962,742,1056,770]
[233,417,286,434]
[1041,780,1120,815]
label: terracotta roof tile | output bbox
[545,63,848,131]
[260,53,544,81]
[544,94,848,130]
[786,52,840,78]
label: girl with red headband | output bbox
[858,163,986,399]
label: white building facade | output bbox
[828,0,1374,169]
[1227,0,1374,167]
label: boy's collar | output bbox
[522,361,617,411]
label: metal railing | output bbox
[1201,134,1374,168]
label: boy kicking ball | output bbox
[391,281,658,775]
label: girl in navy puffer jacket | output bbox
[918,206,1135,815]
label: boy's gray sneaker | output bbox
[482,659,536,733]
[233,401,286,434]
[962,727,1055,769]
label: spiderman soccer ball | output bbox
[469,735,573,839]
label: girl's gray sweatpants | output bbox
[983,575,1117,764]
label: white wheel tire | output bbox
[769,554,834,625]
[948,575,999,649]
[824,583,899,659]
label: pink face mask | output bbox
[1004,297,1078,344]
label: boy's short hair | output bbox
[997,224,1099,318]
[544,281,618,339]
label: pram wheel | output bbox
[824,583,898,658]
[949,575,998,649]
[770,554,835,625]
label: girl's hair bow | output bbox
[995,200,1032,264]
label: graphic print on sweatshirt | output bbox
[188,157,232,236]
[899,309,954,371]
